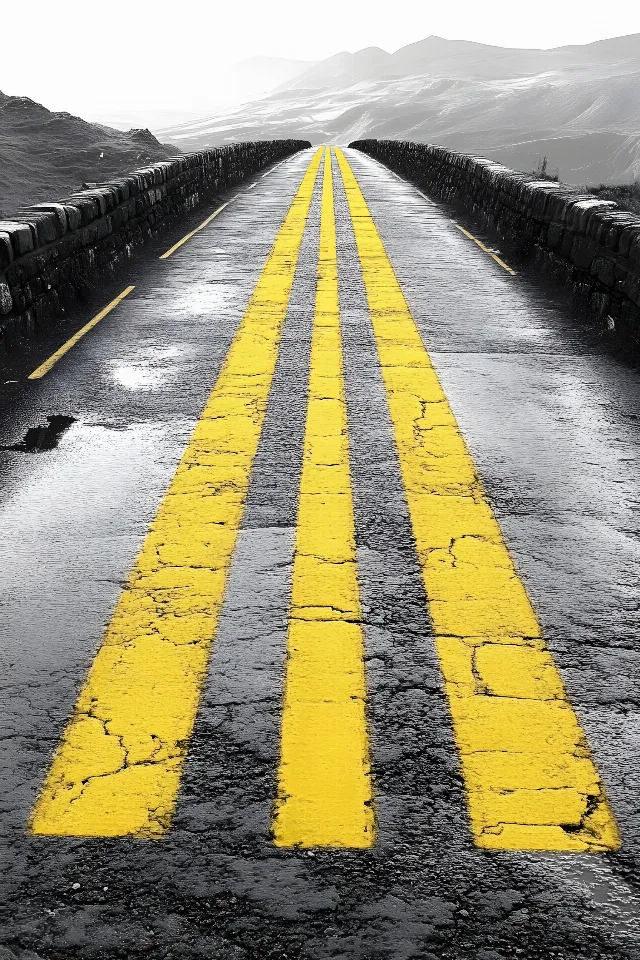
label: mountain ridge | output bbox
[160,32,640,184]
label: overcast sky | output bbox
[1,0,638,120]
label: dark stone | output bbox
[570,236,594,271]
[0,282,12,315]
[28,203,68,237]
[0,231,13,268]
[16,210,60,245]
[591,256,616,288]
[0,220,34,256]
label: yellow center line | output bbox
[29,148,323,838]
[159,201,234,260]
[272,148,376,849]
[28,285,135,380]
[453,222,516,275]
[335,147,619,853]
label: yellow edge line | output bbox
[159,201,233,259]
[454,223,516,275]
[28,285,135,380]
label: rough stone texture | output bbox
[0,140,310,351]
[350,139,640,350]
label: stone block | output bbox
[601,213,636,253]
[80,189,109,216]
[0,221,34,256]
[66,196,100,225]
[628,232,640,267]
[591,256,616,288]
[0,282,12,315]
[94,217,113,240]
[547,222,564,250]
[28,203,69,237]
[0,232,14,269]
[17,210,61,245]
[589,290,610,318]
[621,274,640,307]
[570,235,595,272]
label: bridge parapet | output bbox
[0,140,310,351]
[351,139,640,347]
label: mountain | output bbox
[278,47,392,91]
[160,33,640,185]
[0,91,179,217]
[279,33,640,88]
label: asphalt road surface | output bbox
[1,147,639,959]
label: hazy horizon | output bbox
[2,1,639,121]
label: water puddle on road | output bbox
[0,414,76,452]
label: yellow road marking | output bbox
[30,148,324,837]
[335,147,619,852]
[159,201,233,259]
[453,223,516,275]
[390,169,434,204]
[261,162,284,179]
[28,286,135,380]
[272,149,375,848]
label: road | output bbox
[1,146,639,959]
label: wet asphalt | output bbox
[0,147,639,959]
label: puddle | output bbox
[1,415,76,452]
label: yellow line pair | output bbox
[30,147,619,853]
[30,148,373,847]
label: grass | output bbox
[583,182,640,216]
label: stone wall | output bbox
[0,140,310,350]
[351,139,640,346]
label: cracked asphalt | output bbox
[0,146,639,959]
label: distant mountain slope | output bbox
[161,33,640,185]
[279,33,640,90]
[0,92,178,217]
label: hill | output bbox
[160,33,640,185]
[0,91,178,217]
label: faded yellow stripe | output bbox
[336,147,619,852]
[30,149,323,837]
[159,202,232,259]
[272,149,375,848]
[28,286,135,379]
[453,223,516,275]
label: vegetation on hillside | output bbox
[584,182,640,216]
[0,91,178,217]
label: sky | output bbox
[1,0,638,122]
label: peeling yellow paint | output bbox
[335,147,620,852]
[272,149,376,848]
[29,148,324,837]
